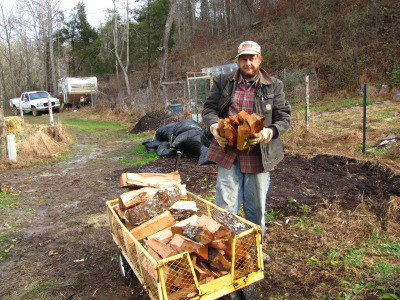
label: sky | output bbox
[2,0,139,29]
[60,0,117,28]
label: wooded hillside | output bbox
[0,0,399,111]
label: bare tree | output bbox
[159,0,177,109]
[113,0,131,95]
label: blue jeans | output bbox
[215,158,270,239]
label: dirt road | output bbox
[1,124,399,299]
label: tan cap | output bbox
[236,41,261,58]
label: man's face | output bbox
[238,54,262,80]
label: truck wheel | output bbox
[119,253,135,285]
[31,107,40,116]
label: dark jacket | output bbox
[202,69,291,171]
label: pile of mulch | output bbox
[130,111,176,134]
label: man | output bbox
[202,41,291,263]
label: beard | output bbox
[240,65,260,80]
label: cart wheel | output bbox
[239,284,259,299]
[119,253,134,285]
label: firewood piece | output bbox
[169,200,198,221]
[237,110,249,123]
[215,211,248,236]
[118,187,159,210]
[196,215,232,240]
[209,239,231,250]
[147,228,173,243]
[217,118,225,137]
[194,245,208,261]
[171,215,199,235]
[145,238,178,259]
[169,234,203,253]
[224,239,245,261]
[199,276,214,285]
[237,121,251,151]
[130,210,176,240]
[208,247,231,271]
[223,118,236,147]
[182,224,214,244]
[119,170,181,188]
[126,186,181,225]
[112,204,127,221]
[167,284,198,300]
[228,115,241,126]
[179,184,187,200]
[141,255,157,280]
[194,262,213,281]
[245,113,265,135]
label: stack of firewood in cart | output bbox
[113,170,252,287]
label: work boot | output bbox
[263,252,271,264]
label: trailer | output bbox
[106,192,264,300]
[58,77,98,108]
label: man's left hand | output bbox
[248,128,273,145]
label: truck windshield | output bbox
[30,92,48,100]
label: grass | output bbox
[21,283,53,299]
[117,142,159,166]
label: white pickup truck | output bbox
[9,91,61,116]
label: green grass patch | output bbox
[117,143,159,166]
[21,283,53,299]
[0,228,18,259]
[60,236,78,244]
[307,232,400,299]
[0,189,20,210]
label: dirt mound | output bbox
[130,111,175,134]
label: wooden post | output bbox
[47,94,54,135]
[18,97,24,124]
[305,75,310,132]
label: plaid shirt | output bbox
[206,73,264,173]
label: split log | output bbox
[178,184,187,200]
[246,113,264,135]
[182,224,214,245]
[169,234,204,253]
[171,215,199,235]
[130,210,176,240]
[169,200,198,221]
[118,187,159,210]
[196,215,232,240]
[147,228,173,244]
[194,245,208,261]
[237,122,251,151]
[215,211,248,236]
[209,239,231,250]
[119,170,181,188]
[145,238,178,258]
[126,185,181,225]
[208,247,231,271]
[194,262,213,281]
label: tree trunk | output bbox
[159,0,177,109]
[0,84,6,161]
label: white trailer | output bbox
[58,77,98,108]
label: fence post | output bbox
[362,84,367,153]
[305,75,310,131]
[47,94,55,135]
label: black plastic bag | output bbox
[156,142,175,156]
[171,129,202,156]
[200,126,214,148]
[198,145,215,166]
[155,123,176,142]
[142,137,163,153]
[172,119,202,141]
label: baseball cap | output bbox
[236,41,261,58]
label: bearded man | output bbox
[202,41,292,264]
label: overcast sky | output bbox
[2,0,140,28]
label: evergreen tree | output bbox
[56,2,103,76]
[132,0,175,76]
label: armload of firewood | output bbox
[218,110,265,150]
[114,170,250,286]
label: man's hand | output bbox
[248,128,273,145]
[210,123,228,148]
